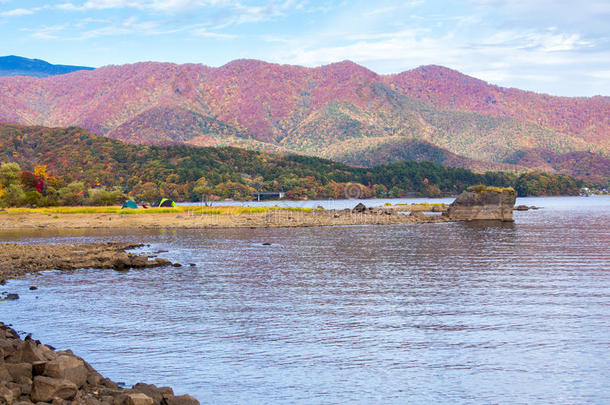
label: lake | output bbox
[2,196,609,404]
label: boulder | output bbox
[6,362,33,381]
[112,255,132,271]
[129,255,151,268]
[43,355,87,388]
[12,340,52,363]
[132,383,173,405]
[445,186,516,221]
[115,393,154,405]
[31,376,77,402]
[352,203,366,213]
[165,394,200,405]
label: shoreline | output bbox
[0,321,199,404]
[0,242,172,281]
[1,243,200,404]
[0,205,451,230]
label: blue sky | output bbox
[2,0,609,96]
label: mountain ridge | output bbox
[0,57,607,182]
[0,55,93,78]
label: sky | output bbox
[1,0,609,97]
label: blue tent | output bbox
[121,200,138,209]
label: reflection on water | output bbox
[2,197,609,404]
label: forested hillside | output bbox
[0,124,586,206]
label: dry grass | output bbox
[2,205,322,215]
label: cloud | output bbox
[191,27,237,39]
[27,24,68,39]
[0,8,35,17]
[589,70,610,79]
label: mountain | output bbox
[0,55,93,78]
[0,59,607,182]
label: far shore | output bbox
[0,204,450,230]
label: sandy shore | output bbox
[0,207,450,230]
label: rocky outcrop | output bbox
[445,185,516,221]
[0,322,199,405]
[0,243,172,280]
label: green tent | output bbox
[156,198,177,207]
[121,200,138,209]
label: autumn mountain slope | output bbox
[0,59,607,182]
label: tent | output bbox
[121,200,138,209]
[154,198,177,207]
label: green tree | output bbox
[86,187,125,206]
[0,162,22,188]
[58,182,86,206]
[1,184,26,207]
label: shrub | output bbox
[58,182,86,206]
[0,184,25,207]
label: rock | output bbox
[44,355,87,388]
[5,293,19,300]
[17,375,33,395]
[165,394,200,405]
[129,255,150,268]
[112,256,131,271]
[32,361,48,376]
[6,362,33,381]
[409,211,426,219]
[122,393,154,405]
[132,383,173,405]
[431,205,445,212]
[352,203,366,213]
[0,364,11,380]
[152,258,171,267]
[18,340,50,363]
[31,376,77,403]
[446,186,516,222]
[100,378,119,389]
[0,386,14,404]
[171,263,182,267]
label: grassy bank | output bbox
[0,205,322,215]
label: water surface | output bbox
[2,197,609,404]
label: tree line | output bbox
[0,124,586,207]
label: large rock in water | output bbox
[446,186,516,221]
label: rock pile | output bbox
[0,322,199,405]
